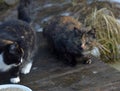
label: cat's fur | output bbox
[0,0,36,83]
[43,16,96,66]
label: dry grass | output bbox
[85,8,120,63]
[68,0,120,63]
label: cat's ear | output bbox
[87,28,96,38]
[87,28,96,34]
[73,27,82,35]
[9,42,18,54]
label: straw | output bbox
[85,8,120,63]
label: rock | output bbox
[4,0,18,5]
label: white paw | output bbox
[21,62,32,74]
[85,59,92,64]
[10,77,20,83]
[21,67,31,74]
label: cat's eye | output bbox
[86,41,91,45]
[86,42,89,45]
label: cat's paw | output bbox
[21,67,30,74]
[10,77,20,83]
[21,62,32,74]
[85,59,92,64]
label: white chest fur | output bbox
[83,47,100,57]
[0,53,16,72]
[91,47,100,57]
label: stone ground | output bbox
[0,0,120,91]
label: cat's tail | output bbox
[17,0,32,23]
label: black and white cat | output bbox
[0,0,36,83]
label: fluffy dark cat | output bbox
[0,0,36,83]
[43,16,96,66]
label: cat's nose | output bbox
[81,43,86,49]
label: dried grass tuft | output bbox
[85,8,120,63]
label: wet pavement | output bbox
[1,0,120,91]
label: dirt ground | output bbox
[1,0,120,91]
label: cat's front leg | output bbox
[64,53,77,67]
[10,66,20,83]
[21,61,33,74]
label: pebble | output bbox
[92,71,98,74]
